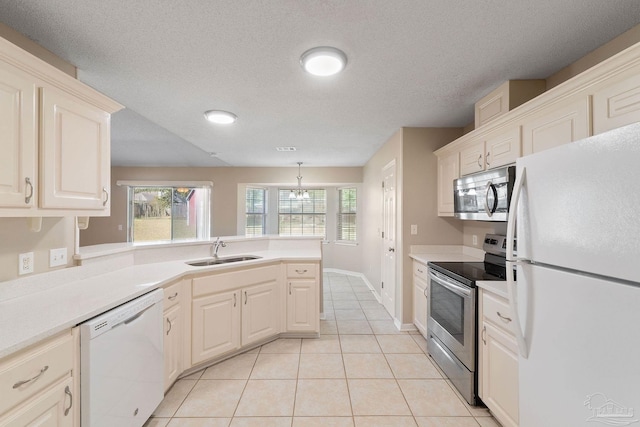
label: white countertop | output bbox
[0,239,321,359]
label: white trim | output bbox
[394,318,418,332]
[116,180,213,188]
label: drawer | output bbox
[413,261,429,282]
[193,264,280,297]
[286,263,317,279]
[163,280,183,311]
[482,291,515,335]
[0,331,74,416]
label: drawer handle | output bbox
[166,318,172,335]
[244,291,247,305]
[289,282,292,295]
[102,188,109,207]
[234,293,237,307]
[497,311,512,322]
[13,365,49,389]
[295,269,308,274]
[64,385,73,416]
[486,152,491,166]
[482,326,487,345]
[417,268,423,274]
[168,292,178,301]
[25,177,34,204]
[477,154,482,168]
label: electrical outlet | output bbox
[410,224,418,235]
[49,248,68,268]
[19,252,34,275]
[472,235,478,246]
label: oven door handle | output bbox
[428,270,472,297]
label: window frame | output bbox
[245,186,267,236]
[336,186,357,243]
[118,180,211,244]
[277,188,327,237]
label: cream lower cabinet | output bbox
[285,262,319,334]
[191,264,281,365]
[0,329,79,427]
[162,279,190,392]
[479,289,519,427]
[412,261,428,337]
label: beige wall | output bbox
[400,128,464,324]
[0,217,76,282]
[80,166,363,246]
[361,127,464,326]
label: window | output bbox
[337,187,357,242]
[245,187,266,236]
[278,189,326,237]
[126,184,210,243]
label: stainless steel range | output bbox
[426,234,511,405]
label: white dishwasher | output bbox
[80,288,164,427]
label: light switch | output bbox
[411,224,418,235]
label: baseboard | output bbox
[394,317,418,332]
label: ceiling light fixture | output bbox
[204,110,237,125]
[290,162,310,200]
[300,46,347,77]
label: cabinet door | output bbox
[0,377,74,427]
[39,86,110,211]
[459,139,485,176]
[286,279,318,333]
[481,321,519,427]
[413,275,428,337]
[0,61,36,208]
[163,304,183,391]
[522,97,590,155]
[437,152,459,216]
[191,290,240,365]
[485,126,521,169]
[593,70,640,134]
[242,281,280,346]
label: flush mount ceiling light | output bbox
[300,46,347,76]
[290,162,310,199]
[204,110,237,125]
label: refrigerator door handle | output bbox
[507,261,528,359]
[506,167,525,262]
[506,165,529,359]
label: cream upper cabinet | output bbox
[0,61,36,209]
[436,151,459,216]
[479,289,519,427]
[522,96,590,156]
[39,86,111,211]
[593,68,640,135]
[285,262,320,334]
[412,261,428,337]
[459,139,485,176]
[485,126,521,169]
[0,36,122,217]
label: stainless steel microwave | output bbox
[453,165,515,221]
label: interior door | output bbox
[381,160,396,317]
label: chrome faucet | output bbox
[212,237,226,258]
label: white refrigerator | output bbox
[506,123,640,427]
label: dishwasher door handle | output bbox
[118,304,155,327]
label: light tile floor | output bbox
[145,271,501,427]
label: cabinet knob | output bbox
[486,152,491,166]
[477,154,483,168]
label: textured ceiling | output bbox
[1,1,640,167]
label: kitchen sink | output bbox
[186,255,261,267]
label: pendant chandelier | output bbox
[289,162,310,199]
